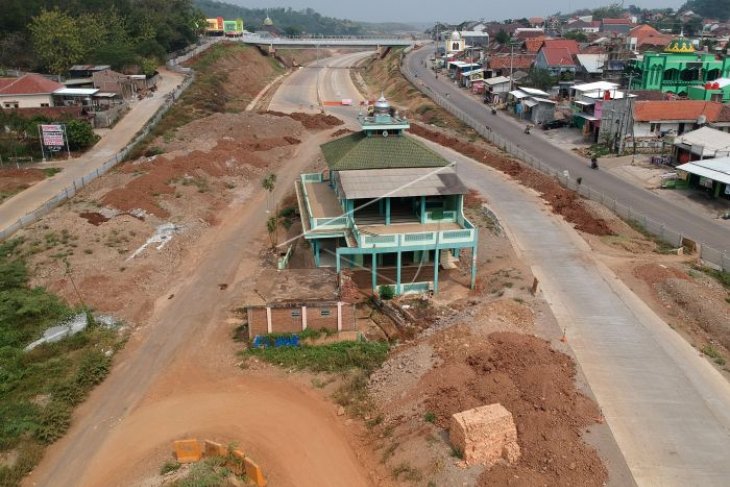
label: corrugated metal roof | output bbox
[338,167,467,199]
[321,133,450,171]
[485,76,510,85]
[518,86,550,96]
[673,127,730,156]
[676,157,730,185]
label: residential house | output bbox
[603,100,730,152]
[570,81,631,144]
[509,87,555,124]
[564,19,600,34]
[534,39,580,76]
[294,96,479,295]
[0,73,63,109]
[488,54,535,77]
[673,126,730,163]
[92,69,136,99]
[68,65,111,79]
[626,24,672,51]
[529,17,545,28]
[483,76,512,103]
[513,28,545,41]
[676,156,730,199]
[575,53,608,79]
[628,37,730,96]
[461,31,490,48]
[601,18,632,35]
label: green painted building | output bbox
[629,38,730,96]
[295,96,478,295]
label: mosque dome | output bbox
[374,94,390,113]
[451,30,462,41]
[263,15,273,26]
[664,37,694,53]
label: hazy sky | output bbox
[234,0,686,23]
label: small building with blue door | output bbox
[294,96,478,295]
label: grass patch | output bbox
[0,238,123,486]
[424,411,436,423]
[692,264,730,290]
[160,460,181,475]
[625,219,677,254]
[391,462,422,481]
[246,340,389,373]
[41,167,62,177]
[702,344,726,366]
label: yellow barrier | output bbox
[173,439,203,463]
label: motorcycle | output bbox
[590,157,599,169]
[524,125,532,134]
[491,107,497,115]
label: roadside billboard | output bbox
[41,124,65,152]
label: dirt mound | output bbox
[410,124,613,236]
[633,263,690,287]
[331,128,353,138]
[103,112,302,217]
[0,167,45,192]
[421,329,607,487]
[266,111,344,129]
[79,212,109,226]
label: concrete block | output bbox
[204,440,227,458]
[244,457,267,487]
[449,403,520,467]
[173,439,203,463]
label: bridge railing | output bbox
[400,57,729,273]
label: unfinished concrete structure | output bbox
[449,403,521,467]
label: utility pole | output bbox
[509,38,518,92]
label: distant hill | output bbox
[194,1,422,35]
[194,1,363,35]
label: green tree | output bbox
[681,0,730,21]
[526,68,556,91]
[29,9,84,74]
[563,30,588,42]
[65,121,98,151]
[495,29,510,44]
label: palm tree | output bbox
[262,173,277,212]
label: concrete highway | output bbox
[405,46,730,254]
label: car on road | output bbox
[539,119,570,130]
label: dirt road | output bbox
[24,70,373,485]
[0,68,184,236]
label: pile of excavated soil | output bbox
[410,124,613,236]
[0,167,45,193]
[266,111,344,130]
[633,263,730,351]
[102,113,302,217]
[160,112,303,153]
[425,329,607,487]
[331,128,353,138]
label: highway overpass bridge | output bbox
[239,35,418,49]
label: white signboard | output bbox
[41,124,65,151]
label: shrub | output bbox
[379,285,395,300]
[247,340,389,373]
[75,350,111,388]
[34,401,71,444]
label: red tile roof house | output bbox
[488,54,536,76]
[601,18,632,34]
[0,73,64,109]
[534,39,580,75]
[628,100,730,150]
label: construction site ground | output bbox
[12,46,729,487]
